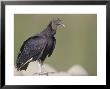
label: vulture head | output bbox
[51,18,65,30]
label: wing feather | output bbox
[48,37,56,57]
[16,36,47,70]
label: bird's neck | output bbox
[41,23,56,37]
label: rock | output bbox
[14,68,23,76]
[14,62,88,76]
[67,64,88,76]
[49,71,69,76]
[21,61,57,76]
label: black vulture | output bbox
[16,18,65,74]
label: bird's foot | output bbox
[33,72,55,76]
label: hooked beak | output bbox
[61,24,65,27]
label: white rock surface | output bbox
[49,71,69,76]
[14,68,23,76]
[68,64,88,76]
[15,61,57,76]
[14,62,88,76]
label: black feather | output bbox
[16,18,63,71]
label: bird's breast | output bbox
[47,38,53,48]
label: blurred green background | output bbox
[14,14,97,76]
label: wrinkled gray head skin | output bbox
[51,18,65,30]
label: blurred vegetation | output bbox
[14,14,97,76]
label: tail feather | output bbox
[16,56,33,71]
[16,62,29,71]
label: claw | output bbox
[33,72,55,76]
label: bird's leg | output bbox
[33,60,43,75]
[38,60,49,76]
[33,60,55,76]
[40,60,43,73]
[39,61,55,76]
[38,60,46,75]
[33,60,54,76]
